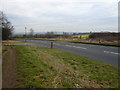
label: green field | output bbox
[73,34,89,38]
[2,45,119,88]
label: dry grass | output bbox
[2,40,25,43]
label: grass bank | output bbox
[11,45,119,88]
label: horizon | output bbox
[13,31,119,35]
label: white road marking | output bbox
[54,43,60,45]
[104,51,120,55]
[65,45,72,47]
[73,46,87,49]
[65,45,87,50]
[100,46,106,47]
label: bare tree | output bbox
[0,11,14,40]
[62,32,72,38]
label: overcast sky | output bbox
[0,0,119,33]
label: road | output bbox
[19,39,119,66]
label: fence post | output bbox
[51,42,53,48]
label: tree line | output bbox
[89,32,120,41]
[14,31,73,39]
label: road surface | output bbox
[18,39,119,66]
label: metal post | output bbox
[51,42,53,48]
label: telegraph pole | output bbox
[25,27,27,42]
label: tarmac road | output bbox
[18,39,119,66]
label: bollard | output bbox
[51,42,53,48]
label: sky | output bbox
[0,0,119,34]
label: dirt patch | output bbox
[2,46,17,88]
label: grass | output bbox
[69,40,120,47]
[73,34,89,38]
[10,45,119,88]
[2,40,25,43]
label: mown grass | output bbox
[13,45,119,88]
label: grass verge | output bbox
[70,40,120,47]
[11,45,119,88]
